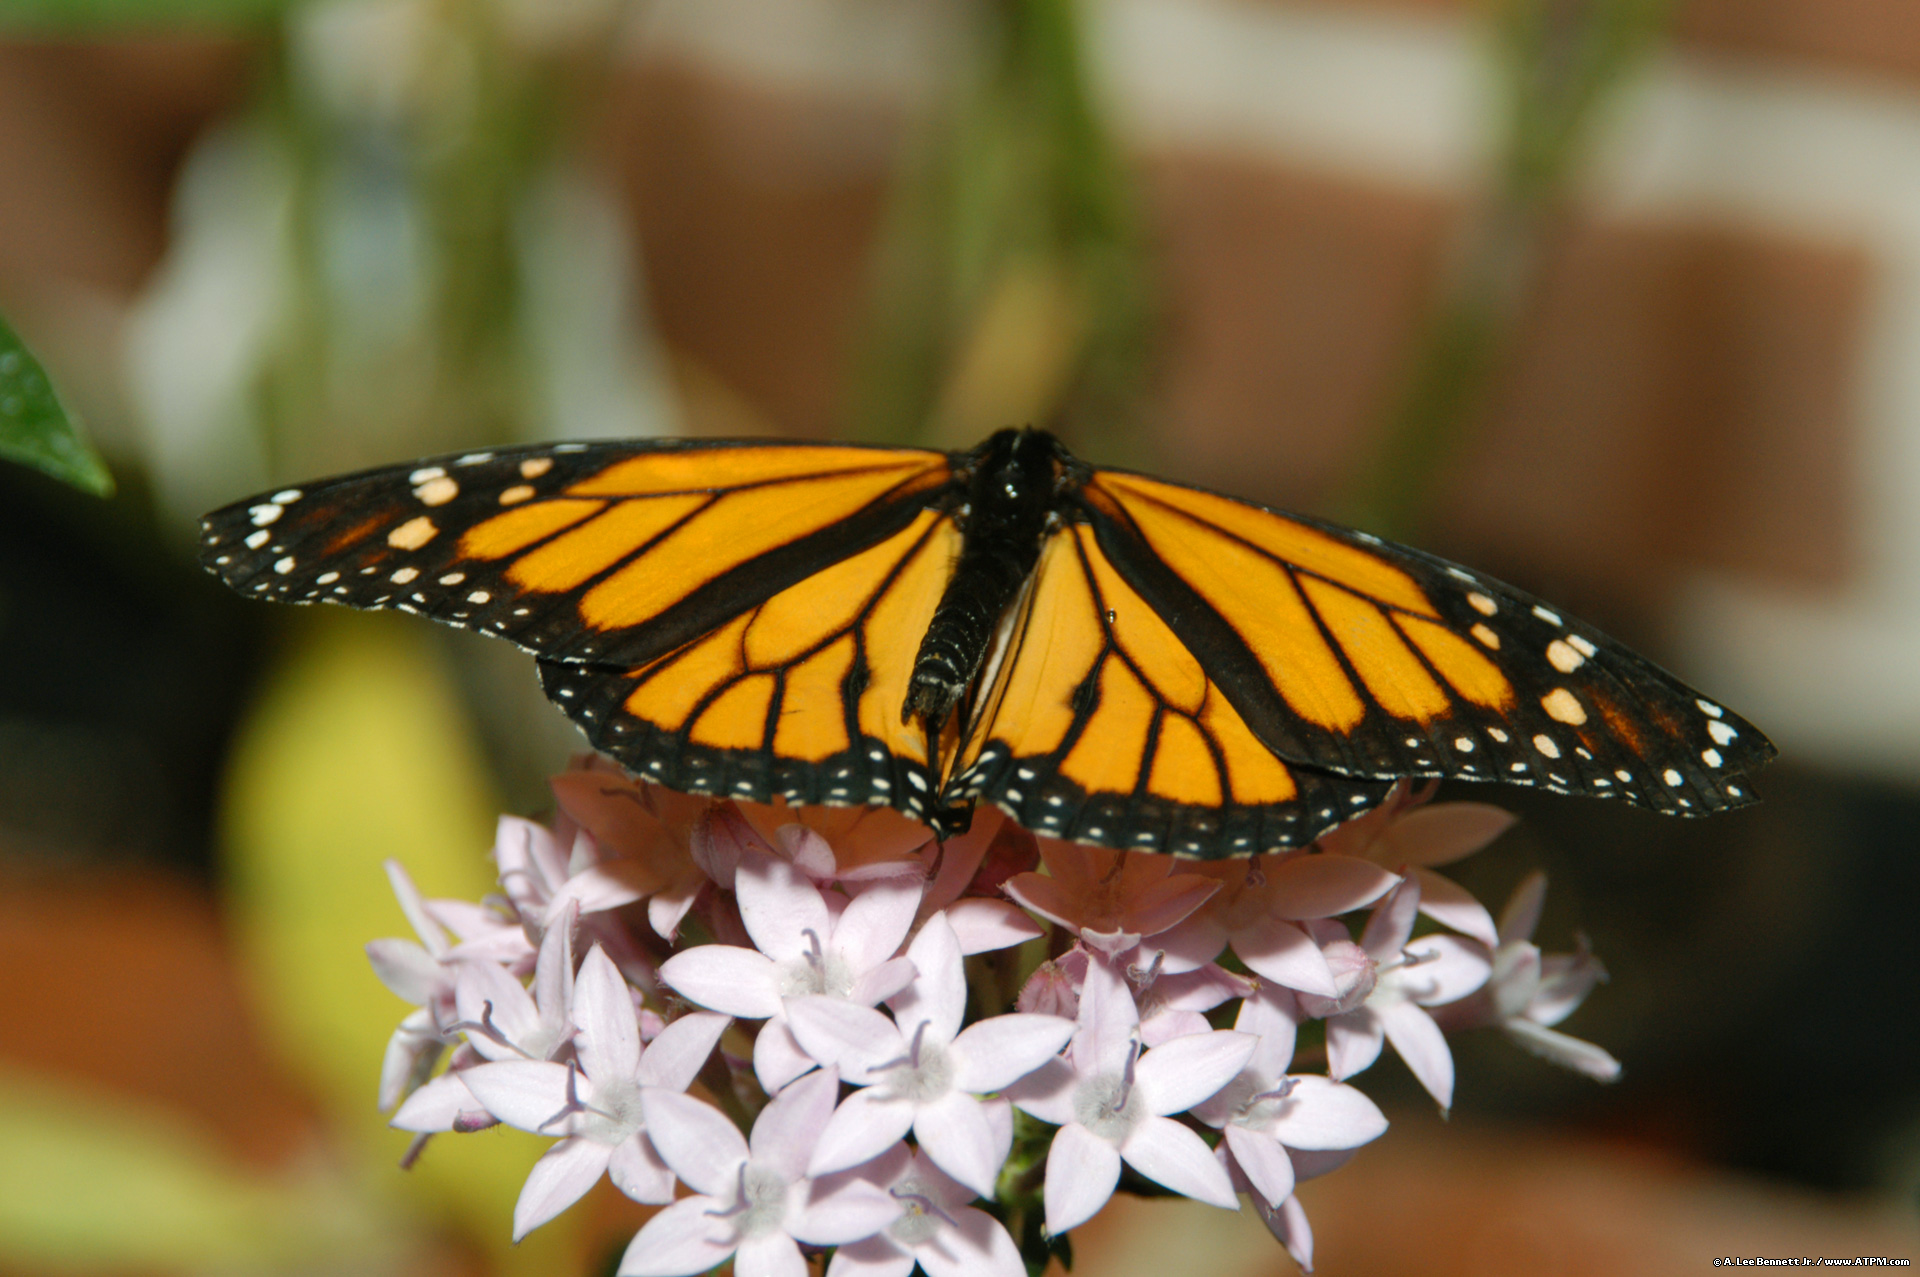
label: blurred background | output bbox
[0,0,1917,1273]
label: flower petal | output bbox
[809,1087,916,1179]
[640,1088,749,1195]
[1124,874,1221,938]
[1232,920,1339,998]
[1413,868,1498,948]
[786,997,902,1082]
[1401,935,1493,1006]
[753,1016,821,1093]
[659,945,781,1018]
[751,1066,841,1181]
[851,956,919,1007]
[636,1011,731,1091]
[1376,802,1516,868]
[1269,1075,1388,1149]
[366,939,446,1006]
[827,1236,915,1277]
[1043,1123,1122,1234]
[609,1133,677,1204]
[949,1014,1075,1093]
[619,1196,736,1276]
[1137,1031,1256,1116]
[792,1176,902,1246]
[834,877,923,973]
[460,1060,575,1134]
[1499,869,1549,945]
[943,899,1043,954]
[1073,953,1141,1076]
[1004,1056,1077,1127]
[1379,1001,1455,1110]
[1265,854,1400,920]
[1361,877,1420,962]
[891,913,966,1047]
[391,1071,484,1132]
[575,946,642,1083]
[737,851,831,961]
[1503,1018,1622,1081]
[912,1090,1001,1198]
[736,1232,809,1277]
[513,1137,612,1239]
[1120,1116,1238,1208]
[1223,1125,1295,1207]
[1324,1009,1384,1080]
[1233,982,1300,1078]
[1000,872,1080,933]
[915,1206,1026,1277]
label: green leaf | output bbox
[219,613,579,1275]
[0,0,293,32]
[0,315,111,497]
[0,1066,390,1273]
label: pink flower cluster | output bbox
[368,761,1618,1275]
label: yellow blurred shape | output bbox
[0,1066,386,1273]
[220,613,576,1273]
[931,257,1086,449]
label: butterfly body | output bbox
[201,433,1774,859]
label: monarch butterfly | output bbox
[200,429,1773,859]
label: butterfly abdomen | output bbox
[903,430,1061,728]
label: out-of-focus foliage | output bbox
[848,0,1151,463]
[0,1067,391,1273]
[219,613,581,1273]
[0,315,112,497]
[0,0,288,30]
[1343,0,1671,540]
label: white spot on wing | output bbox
[1697,699,1724,718]
[391,567,420,584]
[409,467,446,484]
[1468,592,1497,616]
[1707,720,1737,746]
[467,590,491,604]
[1702,748,1723,767]
[1453,737,1474,752]
[273,556,295,574]
[1532,605,1562,626]
[1541,688,1587,725]
[439,572,465,585]
[414,476,459,506]
[388,516,438,550]
[1487,727,1509,743]
[1471,623,1499,649]
[1546,639,1585,673]
[271,489,302,504]
[248,503,282,527]
[316,571,340,585]
[1532,734,1561,759]
[520,457,553,478]
[244,529,270,549]
[1663,768,1683,786]
[499,484,535,505]
[1569,635,1597,658]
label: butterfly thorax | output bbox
[903,429,1065,736]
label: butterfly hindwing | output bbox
[951,523,1391,857]
[539,508,964,818]
[1075,468,1774,816]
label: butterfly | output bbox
[200,429,1774,859]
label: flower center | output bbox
[1072,1033,1144,1142]
[1230,1074,1298,1132]
[1295,939,1377,1019]
[577,1075,643,1146]
[875,1023,953,1104]
[777,928,855,999]
[887,1179,955,1248]
[708,1162,790,1241]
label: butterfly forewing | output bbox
[1076,469,1775,816]
[201,439,955,671]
